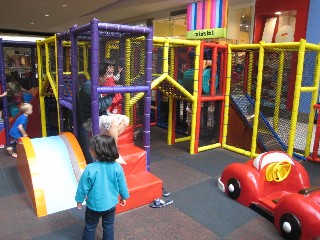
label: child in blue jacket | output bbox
[75,134,129,240]
[7,103,33,157]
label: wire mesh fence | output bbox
[228,42,320,159]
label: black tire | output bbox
[227,178,241,199]
[279,213,301,240]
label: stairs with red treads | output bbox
[116,125,162,213]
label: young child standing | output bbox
[102,59,123,114]
[75,135,129,240]
[7,103,33,157]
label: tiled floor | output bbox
[0,127,320,239]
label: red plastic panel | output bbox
[116,172,162,214]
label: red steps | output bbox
[116,126,162,213]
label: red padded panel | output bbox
[116,172,162,213]
[118,125,133,147]
[119,144,146,176]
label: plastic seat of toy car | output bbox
[253,151,295,170]
[265,160,292,182]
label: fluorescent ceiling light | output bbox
[0,35,46,42]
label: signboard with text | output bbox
[186,28,226,40]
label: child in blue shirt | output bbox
[75,134,129,240]
[7,103,33,158]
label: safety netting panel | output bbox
[201,47,226,97]
[198,100,222,146]
[152,42,195,134]
[97,30,147,145]
[252,49,294,153]
[227,49,258,152]
[37,44,53,97]
[62,36,90,98]
[4,46,37,90]
[297,49,318,154]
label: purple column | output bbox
[56,36,65,133]
[0,39,9,145]
[90,18,100,136]
[70,29,78,137]
[144,28,153,171]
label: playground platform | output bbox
[0,126,319,239]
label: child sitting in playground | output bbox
[102,59,123,114]
[78,63,129,164]
[7,103,33,157]
[75,134,129,240]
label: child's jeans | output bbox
[82,206,116,240]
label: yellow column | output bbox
[287,39,306,156]
[190,42,200,154]
[222,45,232,147]
[37,42,47,137]
[250,42,265,157]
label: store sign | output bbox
[186,28,226,40]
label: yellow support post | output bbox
[54,35,61,134]
[175,136,191,142]
[222,45,232,147]
[82,44,90,80]
[198,143,221,152]
[167,97,173,145]
[287,39,306,156]
[273,50,284,132]
[250,42,265,157]
[224,144,258,158]
[37,42,47,137]
[189,42,200,154]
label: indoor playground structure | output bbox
[148,39,227,154]
[0,39,41,147]
[2,18,320,218]
[15,19,162,217]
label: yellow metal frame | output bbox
[152,37,201,154]
[223,39,320,159]
[37,37,91,136]
[37,35,60,137]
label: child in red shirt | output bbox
[102,60,123,113]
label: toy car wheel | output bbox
[279,213,301,240]
[227,178,241,199]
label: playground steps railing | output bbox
[116,125,162,213]
[230,94,285,152]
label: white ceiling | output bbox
[0,0,255,34]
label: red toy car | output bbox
[217,151,320,240]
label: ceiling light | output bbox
[45,13,50,17]
[62,4,67,7]
[30,22,35,25]
[275,11,282,15]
